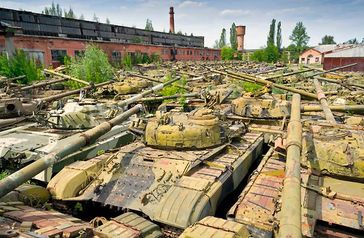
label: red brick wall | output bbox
[0,35,221,67]
[323,57,364,72]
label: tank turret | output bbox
[145,109,224,149]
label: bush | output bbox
[0,50,43,84]
[250,44,280,63]
[66,44,113,88]
[221,46,235,60]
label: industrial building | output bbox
[323,44,364,72]
[0,7,225,67]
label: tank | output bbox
[226,96,364,238]
[231,94,290,119]
[47,107,264,234]
[0,78,178,182]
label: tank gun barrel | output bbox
[305,63,357,78]
[40,80,114,103]
[313,78,336,124]
[20,78,68,91]
[138,92,199,102]
[128,72,190,91]
[302,104,364,113]
[0,104,142,199]
[44,69,90,86]
[315,76,364,89]
[207,68,318,99]
[279,94,302,238]
[118,77,179,107]
[263,68,314,81]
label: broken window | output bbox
[112,51,121,62]
[51,49,67,62]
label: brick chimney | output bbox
[236,25,246,52]
[169,7,175,33]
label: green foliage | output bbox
[0,50,43,84]
[219,28,227,48]
[213,40,219,49]
[320,35,336,45]
[42,1,63,16]
[64,7,76,18]
[267,19,276,46]
[242,82,262,93]
[221,46,235,60]
[276,21,282,51]
[230,23,237,51]
[160,73,187,97]
[122,54,133,70]
[131,37,143,44]
[121,52,161,70]
[145,19,154,31]
[66,44,113,88]
[250,44,279,63]
[0,171,9,180]
[289,22,310,58]
[345,38,358,44]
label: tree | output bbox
[276,21,282,51]
[320,35,336,45]
[346,38,358,44]
[106,18,110,24]
[213,40,219,49]
[93,13,99,22]
[42,1,63,17]
[79,14,85,20]
[145,19,154,31]
[267,19,276,46]
[289,22,310,54]
[230,23,237,51]
[177,30,183,35]
[218,28,227,48]
[64,7,76,19]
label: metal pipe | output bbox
[279,94,302,238]
[44,69,90,85]
[0,104,142,199]
[313,78,336,124]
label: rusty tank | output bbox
[47,107,264,234]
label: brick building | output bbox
[0,7,221,67]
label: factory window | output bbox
[112,51,121,62]
[301,58,305,62]
[74,50,85,58]
[315,57,319,62]
[51,49,67,62]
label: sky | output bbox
[1,0,364,49]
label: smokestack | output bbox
[169,6,175,33]
[236,25,246,52]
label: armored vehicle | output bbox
[0,78,178,182]
[48,107,264,234]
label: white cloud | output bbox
[178,1,206,8]
[219,9,251,17]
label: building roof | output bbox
[325,45,364,58]
[313,44,337,53]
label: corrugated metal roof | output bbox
[314,44,337,53]
[325,45,364,58]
